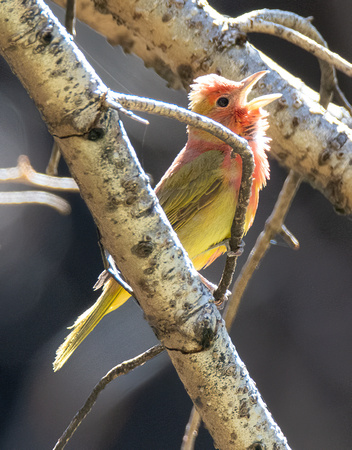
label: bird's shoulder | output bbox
[156,149,227,226]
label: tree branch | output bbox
[0,155,78,191]
[233,9,337,108]
[0,190,71,214]
[234,11,352,77]
[225,170,302,328]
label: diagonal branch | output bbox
[53,344,164,450]
[233,9,337,108]
[224,170,302,328]
[234,10,352,78]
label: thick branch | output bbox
[54,0,352,214]
[0,1,289,448]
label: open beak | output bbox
[239,70,282,110]
[246,93,282,110]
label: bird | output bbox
[53,71,280,371]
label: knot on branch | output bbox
[157,301,220,354]
[212,22,248,52]
[193,304,219,350]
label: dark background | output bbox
[1,1,352,448]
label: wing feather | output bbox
[156,150,225,231]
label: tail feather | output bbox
[53,277,130,371]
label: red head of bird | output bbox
[188,71,280,143]
[186,71,281,189]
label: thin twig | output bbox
[0,190,71,214]
[234,9,336,108]
[107,92,254,166]
[105,97,149,125]
[235,14,352,78]
[334,84,352,116]
[224,170,302,328]
[181,406,202,450]
[64,0,76,36]
[213,150,251,303]
[279,224,300,250]
[0,155,79,191]
[53,344,164,450]
[46,141,62,176]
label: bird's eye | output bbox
[216,97,229,107]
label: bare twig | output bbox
[53,344,164,450]
[235,13,352,78]
[46,141,62,176]
[0,155,79,191]
[65,0,76,36]
[107,91,254,167]
[0,190,71,214]
[213,154,251,304]
[334,84,352,116]
[279,224,300,250]
[105,96,149,125]
[234,9,336,108]
[224,171,302,328]
[0,155,77,213]
[181,406,202,450]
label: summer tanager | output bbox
[54,71,280,371]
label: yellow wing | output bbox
[157,150,224,226]
[157,149,238,267]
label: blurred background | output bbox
[1,0,352,448]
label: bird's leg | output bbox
[93,246,134,297]
[227,239,245,257]
[198,274,231,309]
[198,238,244,257]
[106,255,134,296]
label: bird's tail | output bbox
[53,277,130,371]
